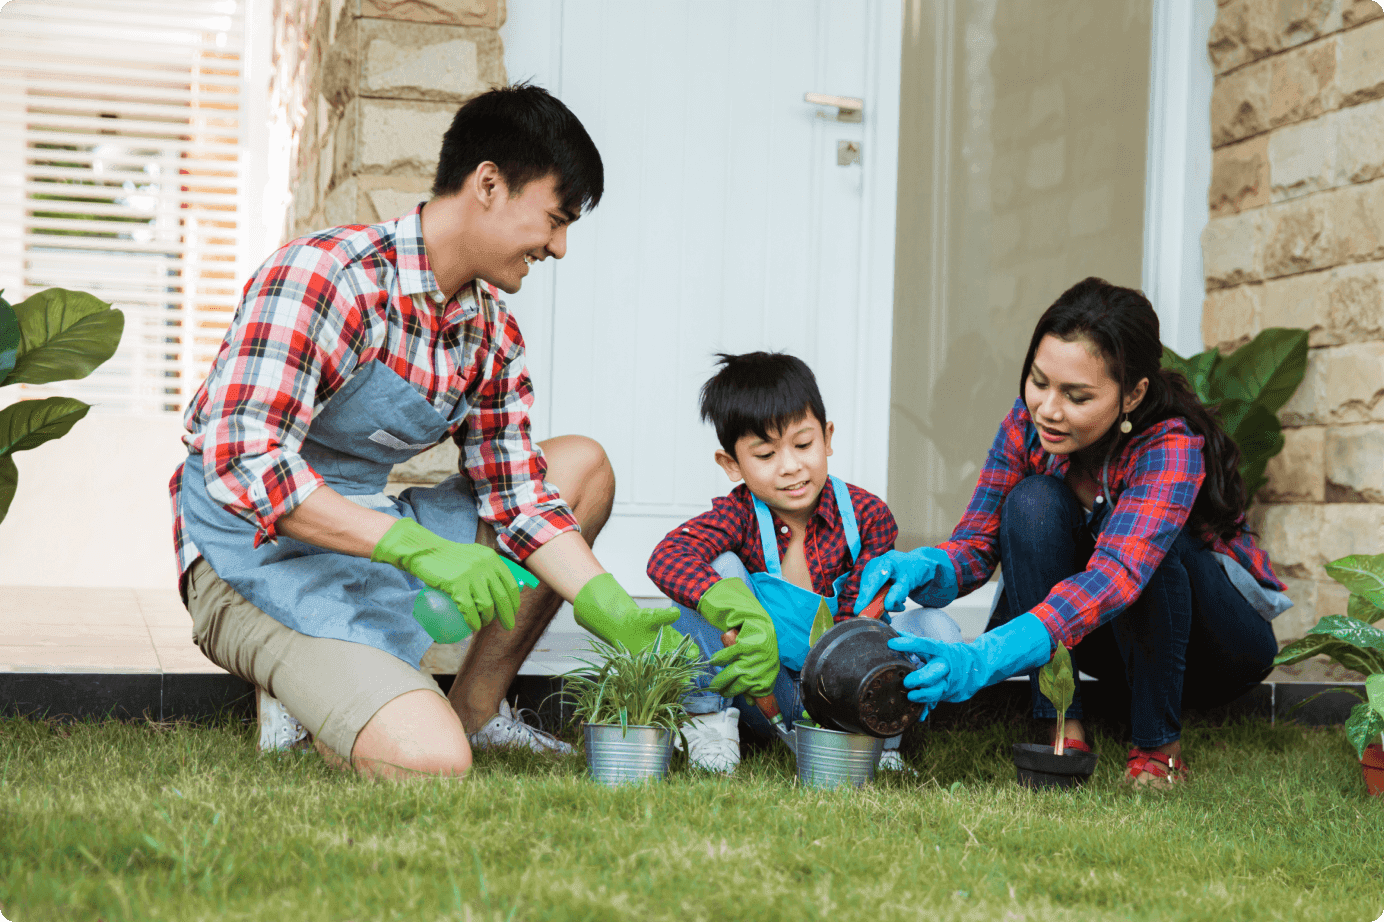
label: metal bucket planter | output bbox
[583,724,673,786]
[1011,743,1099,790]
[795,722,884,789]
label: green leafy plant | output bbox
[1274,553,1384,759]
[562,636,702,735]
[1038,643,1076,755]
[0,288,124,521]
[1161,327,1308,502]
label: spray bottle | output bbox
[412,558,541,643]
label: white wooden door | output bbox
[503,0,901,595]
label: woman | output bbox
[855,277,1290,786]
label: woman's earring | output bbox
[1119,415,1133,434]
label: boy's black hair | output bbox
[432,82,604,218]
[699,352,828,456]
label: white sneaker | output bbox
[257,688,309,752]
[877,749,908,772]
[469,700,573,755]
[681,708,741,773]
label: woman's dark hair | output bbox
[1019,277,1249,540]
[700,352,828,457]
[432,82,603,217]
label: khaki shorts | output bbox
[185,558,446,759]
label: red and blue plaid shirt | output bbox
[938,399,1285,648]
[647,480,898,619]
[168,204,578,580]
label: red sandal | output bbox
[1125,747,1187,788]
[1057,738,1092,753]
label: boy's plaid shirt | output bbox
[647,480,898,619]
[938,398,1285,648]
[168,204,578,579]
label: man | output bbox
[170,84,680,779]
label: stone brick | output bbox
[359,19,502,102]
[1211,60,1272,146]
[1344,0,1384,27]
[366,187,429,222]
[1271,575,1318,642]
[1261,193,1339,278]
[322,176,359,225]
[1317,577,1353,619]
[1261,270,1335,345]
[1321,502,1384,562]
[356,98,457,174]
[1202,283,1262,349]
[1268,114,1337,201]
[1209,134,1270,216]
[1203,211,1264,289]
[1261,425,1326,501]
[1337,16,1384,106]
[1334,97,1384,184]
[1321,341,1384,421]
[1326,422,1384,500]
[1275,0,1343,51]
[1269,38,1337,127]
[1209,0,1278,73]
[1279,344,1330,425]
[1254,502,1325,578]
[1331,178,1384,263]
[1328,260,1384,341]
[361,0,503,29]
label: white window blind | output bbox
[0,0,248,415]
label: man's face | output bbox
[716,412,835,527]
[475,172,576,294]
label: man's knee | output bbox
[351,689,473,779]
[543,434,614,517]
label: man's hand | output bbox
[698,578,779,699]
[371,518,520,633]
[855,546,959,613]
[573,573,684,653]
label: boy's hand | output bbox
[698,578,779,699]
[573,573,684,653]
[371,517,520,632]
[856,547,959,613]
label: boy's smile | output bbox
[716,412,835,529]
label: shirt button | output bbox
[431,291,444,303]
[780,526,789,535]
[1095,496,1104,504]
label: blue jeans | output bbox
[991,475,1277,748]
[674,553,962,748]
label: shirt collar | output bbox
[753,478,838,535]
[393,202,436,298]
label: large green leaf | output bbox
[0,397,91,455]
[1325,554,1384,611]
[0,452,15,523]
[1273,614,1384,676]
[1160,345,1219,404]
[1344,677,1384,759]
[1211,327,1309,413]
[1348,593,1384,624]
[8,288,124,385]
[0,292,17,387]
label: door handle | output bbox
[804,92,863,123]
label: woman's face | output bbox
[1024,333,1145,457]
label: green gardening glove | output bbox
[371,518,520,633]
[698,578,780,700]
[573,573,683,653]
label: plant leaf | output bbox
[1344,695,1384,760]
[1160,345,1219,404]
[1348,593,1384,624]
[1038,644,1075,751]
[809,598,834,647]
[0,452,16,523]
[8,288,124,385]
[0,294,18,387]
[0,397,91,455]
[1273,615,1384,677]
[1211,327,1309,413]
[1324,554,1384,611]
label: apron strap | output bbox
[750,494,784,577]
[831,475,862,562]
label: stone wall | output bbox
[1202,0,1384,640]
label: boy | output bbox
[646,352,960,772]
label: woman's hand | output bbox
[855,547,960,613]
[887,613,1055,710]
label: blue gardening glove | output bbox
[854,547,959,613]
[698,578,780,699]
[887,613,1053,714]
[573,573,685,654]
[371,517,519,633]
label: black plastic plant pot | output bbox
[1011,743,1099,790]
[800,618,924,738]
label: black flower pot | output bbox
[1011,743,1099,789]
[800,619,924,738]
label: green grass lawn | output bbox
[0,711,1379,922]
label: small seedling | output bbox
[1038,644,1075,755]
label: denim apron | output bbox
[179,359,481,667]
[747,475,860,671]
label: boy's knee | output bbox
[710,551,750,580]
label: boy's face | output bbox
[473,169,576,294]
[716,411,834,526]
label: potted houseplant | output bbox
[563,635,702,786]
[1273,553,1384,796]
[1012,644,1099,789]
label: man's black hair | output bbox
[432,82,603,218]
[699,352,828,457]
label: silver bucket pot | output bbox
[795,722,884,789]
[583,724,674,786]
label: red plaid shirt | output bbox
[647,480,898,619]
[169,204,578,579]
[939,399,1285,648]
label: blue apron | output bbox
[179,359,482,667]
[747,475,861,671]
